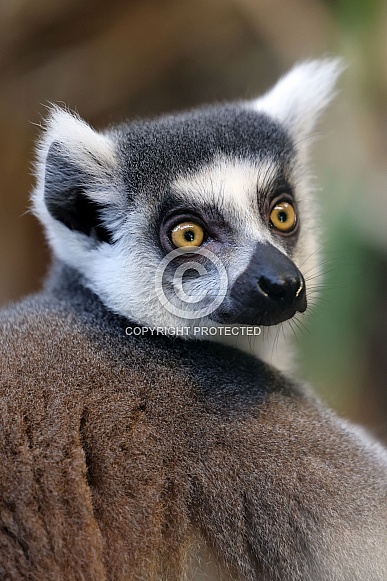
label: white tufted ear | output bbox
[34,107,118,198]
[32,106,123,250]
[252,59,343,147]
[30,106,127,279]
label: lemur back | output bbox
[1,60,387,580]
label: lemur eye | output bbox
[270,201,297,233]
[171,222,205,248]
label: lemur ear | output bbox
[33,107,120,244]
[252,59,343,149]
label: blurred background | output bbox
[0,0,386,440]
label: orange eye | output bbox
[170,222,204,248]
[270,201,297,233]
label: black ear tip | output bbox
[45,185,113,244]
[43,143,113,244]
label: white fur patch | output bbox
[171,156,282,242]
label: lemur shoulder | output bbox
[0,60,386,581]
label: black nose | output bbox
[257,273,304,306]
[214,242,307,326]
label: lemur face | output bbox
[33,60,341,333]
[112,106,306,328]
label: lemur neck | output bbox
[43,259,86,296]
[42,259,125,327]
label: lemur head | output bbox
[33,59,341,332]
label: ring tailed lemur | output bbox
[0,60,386,581]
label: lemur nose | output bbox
[216,242,307,327]
[257,274,305,308]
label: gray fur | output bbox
[111,104,293,195]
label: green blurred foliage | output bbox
[330,0,381,32]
